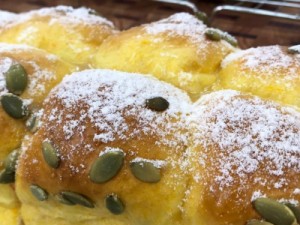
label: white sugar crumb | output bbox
[251,191,266,201]
[294,189,300,194]
[0,10,17,28]
[45,69,191,150]
[191,90,300,190]
[145,13,207,44]
[131,157,166,168]
[222,45,300,82]
[16,6,114,28]
[0,57,13,96]
[278,198,299,205]
[99,147,125,156]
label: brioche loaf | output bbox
[0,5,299,225]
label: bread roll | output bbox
[185,90,300,225]
[0,6,117,68]
[16,69,191,225]
[0,43,74,224]
[214,45,300,108]
[93,13,237,100]
[0,43,73,161]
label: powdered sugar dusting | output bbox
[0,57,13,96]
[0,10,17,28]
[15,6,114,28]
[0,43,60,97]
[191,90,300,190]
[222,46,300,82]
[99,147,125,156]
[44,69,191,150]
[145,13,207,45]
[131,157,166,168]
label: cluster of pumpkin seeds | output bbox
[30,96,168,213]
[1,63,29,119]
[0,149,20,183]
[287,45,300,55]
[249,197,300,225]
[205,27,238,47]
[89,150,162,184]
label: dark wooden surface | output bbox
[0,0,299,49]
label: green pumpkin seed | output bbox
[26,113,39,133]
[145,97,169,112]
[222,33,238,47]
[287,45,300,54]
[42,141,60,169]
[1,93,29,119]
[195,11,208,24]
[89,150,124,183]
[55,193,76,206]
[60,191,94,208]
[4,148,20,174]
[5,63,28,95]
[130,160,161,183]
[205,28,222,41]
[105,194,125,215]
[0,169,15,183]
[253,198,297,225]
[88,9,101,16]
[205,28,238,47]
[30,184,48,201]
[246,219,274,225]
[285,203,300,223]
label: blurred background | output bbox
[0,0,299,48]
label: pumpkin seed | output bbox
[205,28,222,41]
[130,160,161,183]
[5,63,28,95]
[222,33,238,47]
[26,113,39,133]
[246,219,274,225]
[0,169,15,183]
[205,28,238,47]
[89,150,124,183]
[287,45,300,54]
[88,9,101,16]
[1,93,29,119]
[30,184,48,201]
[195,11,208,24]
[55,193,75,206]
[145,97,169,112]
[42,141,60,169]
[4,148,20,174]
[253,198,297,225]
[60,191,94,208]
[285,203,300,223]
[105,194,125,215]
